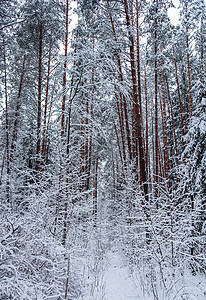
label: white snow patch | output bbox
[199,120,206,134]
[104,252,140,300]
[201,97,206,106]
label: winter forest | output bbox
[0,0,206,299]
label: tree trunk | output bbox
[107,0,132,160]
[173,47,185,147]
[3,38,10,202]
[114,81,126,167]
[36,20,43,171]
[93,158,98,226]
[186,27,193,116]
[10,55,26,161]
[61,0,69,247]
[161,57,169,178]
[165,76,179,164]
[41,43,52,165]
[66,32,79,158]
[123,0,148,201]
[144,67,149,173]
[86,37,95,191]
[154,0,159,186]
[80,90,85,188]
[136,0,143,122]
[113,121,124,168]
[61,0,69,140]
[200,16,204,85]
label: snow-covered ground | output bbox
[104,252,140,300]
[78,249,206,300]
[78,251,140,300]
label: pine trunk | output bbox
[86,37,95,191]
[10,55,26,160]
[107,0,132,160]
[145,67,149,173]
[61,0,69,140]
[165,76,178,163]
[161,57,169,178]
[173,47,185,145]
[3,39,10,202]
[186,27,193,116]
[93,158,98,226]
[36,20,43,171]
[61,0,69,247]
[154,0,159,186]
[41,43,52,165]
[124,0,148,201]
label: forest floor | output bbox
[77,247,206,300]
[104,251,140,300]
[78,249,141,300]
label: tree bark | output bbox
[113,121,124,168]
[107,0,132,160]
[3,38,10,202]
[154,0,159,186]
[144,67,149,174]
[61,0,69,140]
[61,0,69,247]
[161,57,169,178]
[10,55,26,160]
[165,76,179,164]
[36,20,43,171]
[136,0,143,122]
[93,158,98,226]
[86,36,95,191]
[173,47,185,147]
[41,43,52,165]
[186,27,193,116]
[113,81,126,167]
[123,0,148,201]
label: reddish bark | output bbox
[66,32,78,157]
[61,0,69,139]
[11,55,26,159]
[41,43,52,164]
[86,37,95,191]
[136,0,143,122]
[80,90,85,181]
[3,38,10,201]
[200,17,204,85]
[186,27,193,116]
[114,121,124,167]
[61,0,69,247]
[114,81,127,166]
[161,57,169,178]
[144,67,149,172]
[165,76,179,164]
[173,47,185,145]
[36,20,43,171]
[107,0,132,160]
[124,0,148,200]
[112,150,116,198]
[42,79,56,166]
[116,153,120,184]
[93,158,98,225]
[85,96,89,175]
[154,0,159,185]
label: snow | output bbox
[104,252,140,300]
[199,119,206,135]
[201,97,206,106]
[77,249,206,300]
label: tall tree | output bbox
[123,0,148,200]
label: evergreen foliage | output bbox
[0,0,205,299]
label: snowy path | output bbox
[104,252,140,300]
